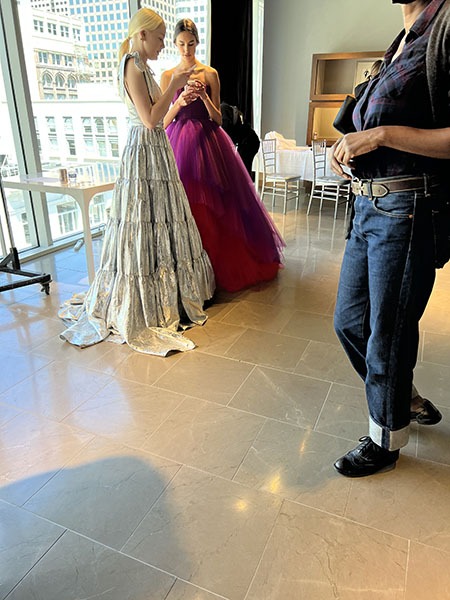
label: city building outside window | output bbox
[0,0,212,256]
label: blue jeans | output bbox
[334,188,436,450]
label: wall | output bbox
[261,0,403,145]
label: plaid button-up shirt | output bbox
[353,0,447,179]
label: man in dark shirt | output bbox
[330,0,449,477]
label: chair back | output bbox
[261,138,277,176]
[311,139,327,180]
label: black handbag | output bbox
[333,95,357,135]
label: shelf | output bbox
[306,51,384,145]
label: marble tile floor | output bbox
[2,195,450,599]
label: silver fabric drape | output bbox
[59,52,215,356]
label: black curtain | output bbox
[210,0,253,124]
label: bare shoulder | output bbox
[203,65,220,84]
[161,68,175,81]
[124,56,144,83]
[160,68,174,90]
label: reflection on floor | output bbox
[1,193,450,599]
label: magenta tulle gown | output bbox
[166,87,285,293]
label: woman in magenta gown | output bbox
[160,19,285,293]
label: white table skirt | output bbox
[276,146,334,180]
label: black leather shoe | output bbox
[334,436,399,478]
[410,398,442,425]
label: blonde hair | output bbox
[117,7,164,63]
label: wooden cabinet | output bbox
[307,51,384,145]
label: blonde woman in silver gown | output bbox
[59,8,215,356]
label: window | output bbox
[20,212,31,245]
[84,136,94,152]
[1,0,212,257]
[38,51,48,64]
[57,201,80,236]
[66,136,76,156]
[106,117,117,134]
[97,138,107,157]
[63,116,73,131]
[82,117,93,134]
[42,72,53,87]
[46,117,56,133]
[33,19,44,33]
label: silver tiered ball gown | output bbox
[59,52,215,356]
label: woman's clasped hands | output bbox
[331,129,381,178]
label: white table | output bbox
[3,163,118,283]
[276,146,334,180]
[254,144,335,195]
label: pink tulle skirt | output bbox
[166,116,285,292]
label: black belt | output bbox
[351,175,439,198]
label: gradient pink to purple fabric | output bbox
[166,87,285,292]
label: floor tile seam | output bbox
[219,320,297,337]
[416,356,450,369]
[16,523,189,587]
[236,292,280,307]
[241,499,287,600]
[10,354,117,388]
[0,402,25,426]
[137,399,269,468]
[141,461,287,505]
[202,325,249,358]
[408,538,450,557]
[150,353,188,387]
[166,349,260,371]
[283,496,413,545]
[230,415,269,482]
[0,399,63,426]
[135,393,190,448]
[292,338,312,373]
[219,298,295,330]
[0,355,56,395]
[225,363,257,408]
[2,528,67,600]
[209,301,241,323]
[408,425,419,458]
[248,326,327,345]
[17,434,96,507]
[311,381,333,431]
[118,461,184,554]
[2,500,69,532]
[283,304,340,320]
[0,368,116,424]
[222,403,319,436]
[162,579,229,600]
[0,401,100,440]
[403,453,450,470]
[403,539,411,598]
[241,359,357,386]
[55,374,116,423]
[96,369,178,394]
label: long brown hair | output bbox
[173,18,199,44]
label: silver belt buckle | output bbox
[352,178,365,196]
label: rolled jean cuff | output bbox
[369,416,410,451]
